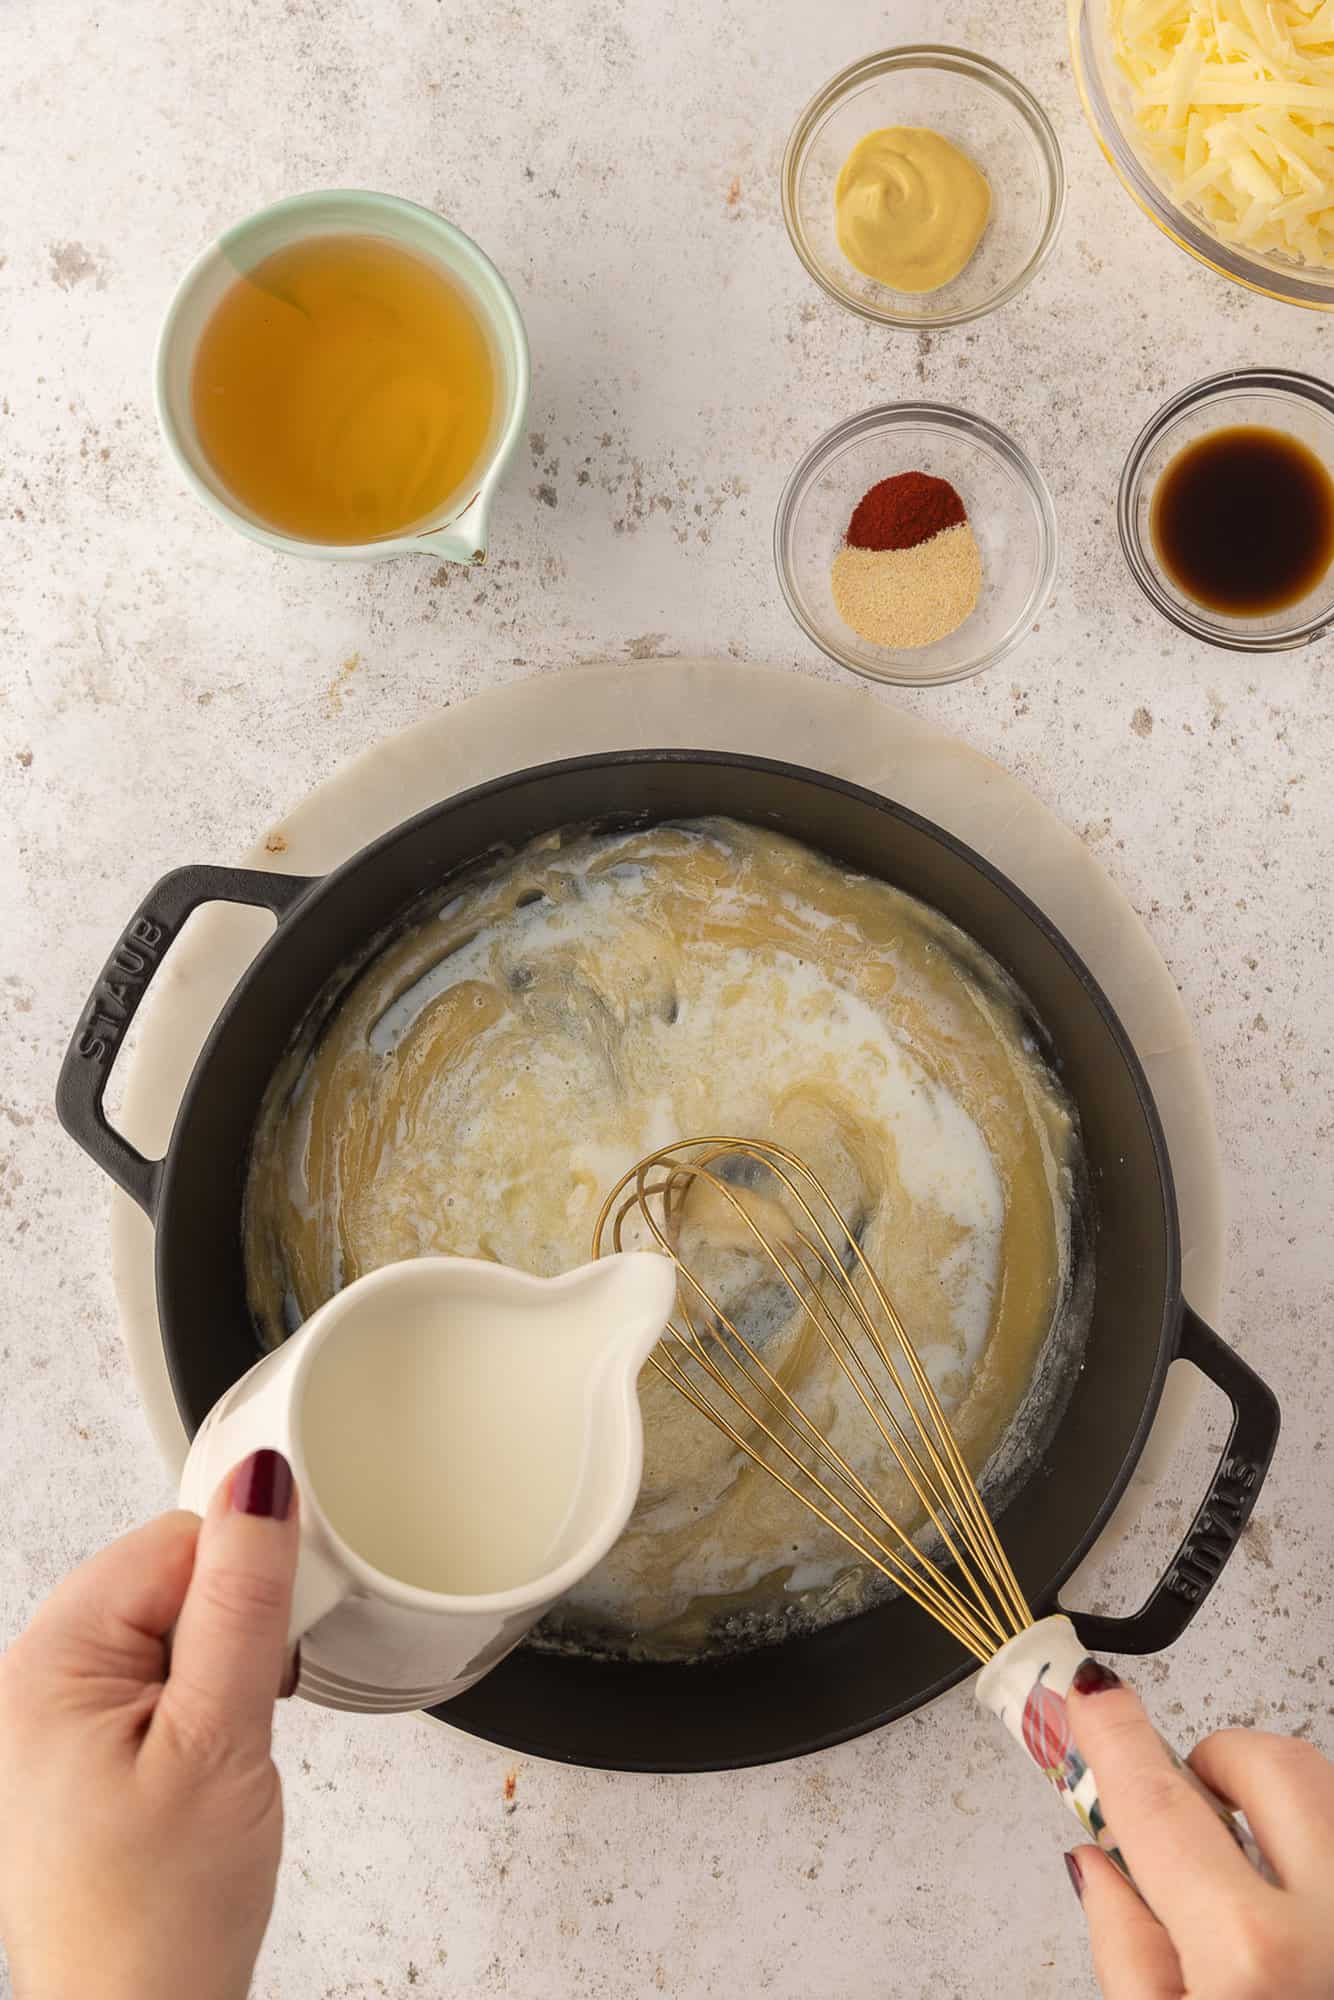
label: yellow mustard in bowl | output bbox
[835,126,991,294]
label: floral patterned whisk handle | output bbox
[975,1615,1271,1886]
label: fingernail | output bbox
[1072,1658,1122,1697]
[1064,1851,1085,1904]
[280,1643,301,1699]
[230,1449,294,1520]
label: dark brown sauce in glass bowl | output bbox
[1151,425,1334,618]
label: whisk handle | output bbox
[976,1615,1273,1887]
[1063,1305,1280,1658]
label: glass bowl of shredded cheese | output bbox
[1071,0,1334,307]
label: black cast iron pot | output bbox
[57,751,1280,1771]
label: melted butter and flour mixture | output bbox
[245,818,1088,1659]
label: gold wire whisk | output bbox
[592,1136,1033,1665]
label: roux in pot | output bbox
[244,819,1088,1657]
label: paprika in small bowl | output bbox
[774,402,1058,687]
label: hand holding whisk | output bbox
[593,1135,1271,1887]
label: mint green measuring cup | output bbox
[154,190,530,564]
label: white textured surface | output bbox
[1,0,1332,1995]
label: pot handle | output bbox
[1062,1305,1280,1655]
[56,865,313,1219]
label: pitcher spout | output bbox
[571,1251,678,1377]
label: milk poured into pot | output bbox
[245,818,1089,1659]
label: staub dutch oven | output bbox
[57,752,1279,1771]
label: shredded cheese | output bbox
[1107,0,1334,265]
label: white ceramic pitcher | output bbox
[179,1252,677,1714]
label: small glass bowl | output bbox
[781,46,1065,329]
[775,404,1058,687]
[1118,371,1334,653]
[1071,0,1334,312]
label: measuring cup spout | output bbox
[419,487,490,565]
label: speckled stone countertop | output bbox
[2,0,1331,1995]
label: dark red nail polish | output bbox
[231,1449,294,1520]
[1064,1851,1085,1903]
[280,1644,301,1699]
[1072,1658,1122,1697]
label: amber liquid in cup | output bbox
[191,232,496,545]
